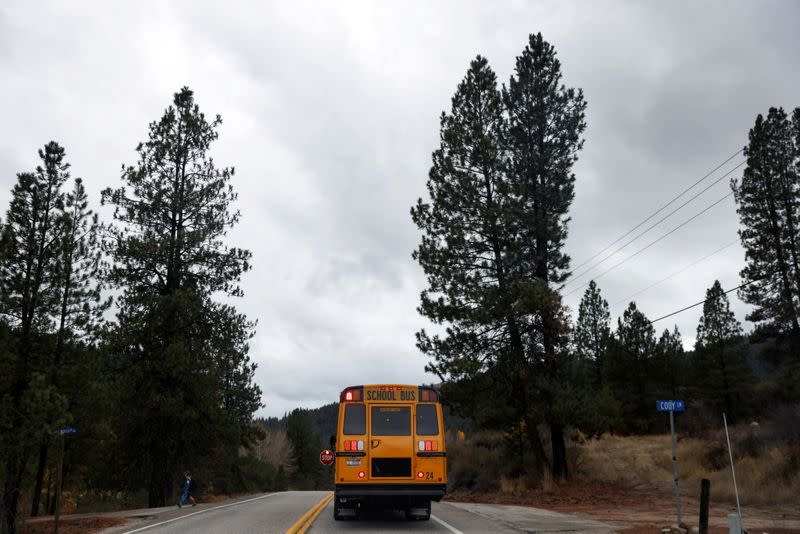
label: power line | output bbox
[565,160,745,289]
[569,148,744,274]
[564,191,735,298]
[648,277,764,325]
[611,240,739,307]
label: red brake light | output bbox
[345,391,353,401]
[417,471,424,479]
[358,471,365,478]
[425,440,432,451]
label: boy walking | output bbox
[177,470,198,508]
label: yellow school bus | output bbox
[331,384,447,521]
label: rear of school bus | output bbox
[332,384,447,520]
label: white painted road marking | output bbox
[120,492,277,533]
[431,514,465,534]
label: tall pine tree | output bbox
[608,302,658,433]
[656,326,686,399]
[503,32,587,479]
[101,87,259,506]
[573,280,611,388]
[29,177,109,517]
[0,143,71,534]
[693,280,752,421]
[413,34,587,480]
[731,107,800,339]
[412,55,550,471]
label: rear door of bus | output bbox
[369,403,413,480]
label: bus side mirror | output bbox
[329,435,336,451]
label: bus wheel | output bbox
[405,500,431,520]
[334,502,356,521]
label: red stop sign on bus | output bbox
[319,449,334,465]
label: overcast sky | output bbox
[2,1,799,417]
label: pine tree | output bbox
[285,409,322,490]
[0,142,71,534]
[693,280,752,421]
[29,177,110,517]
[411,55,550,472]
[574,280,611,388]
[731,107,800,338]
[54,178,109,352]
[609,302,658,433]
[656,326,686,399]
[101,87,258,507]
[503,32,587,479]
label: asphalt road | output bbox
[107,491,618,534]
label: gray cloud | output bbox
[1,1,798,415]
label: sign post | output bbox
[51,427,76,534]
[657,400,684,526]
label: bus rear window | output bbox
[416,404,439,435]
[371,406,410,436]
[343,404,366,435]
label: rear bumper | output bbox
[335,483,446,501]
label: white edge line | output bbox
[431,514,465,534]
[121,492,277,533]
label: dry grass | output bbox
[575,427,800,505]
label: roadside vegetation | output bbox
[410,30,800,513]
[0,89,275,534]
[446,405,800,507]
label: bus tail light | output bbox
[418,440,438,451]
[417,471,424,479]
[358,471,365,479]
[345,440,364,451]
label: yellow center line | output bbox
[284,492,334,534]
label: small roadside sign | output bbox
[319,450,334,466]
[656,400,685,412]
[656,400,685,526]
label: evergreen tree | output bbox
[0,142,71,534]
[413,35,587,480]
[731,107,800,338]
[411,52,564,476]
[101,87,258,507]
[503,32,587,479]
[656,326,686,399]
[608,302,658,433]
[411,55,549,473]
[29,177,109,517]
[693,280,752,421]
[285,409,322,490]
[573,280,611,388]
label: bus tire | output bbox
[405,500,431,520]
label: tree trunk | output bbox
[148,444,173,508]
[550,423,568,480]
[2,455,27,534]
[30,441,49,517]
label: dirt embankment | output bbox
[447,431,800,532]
[19,517,129,534]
